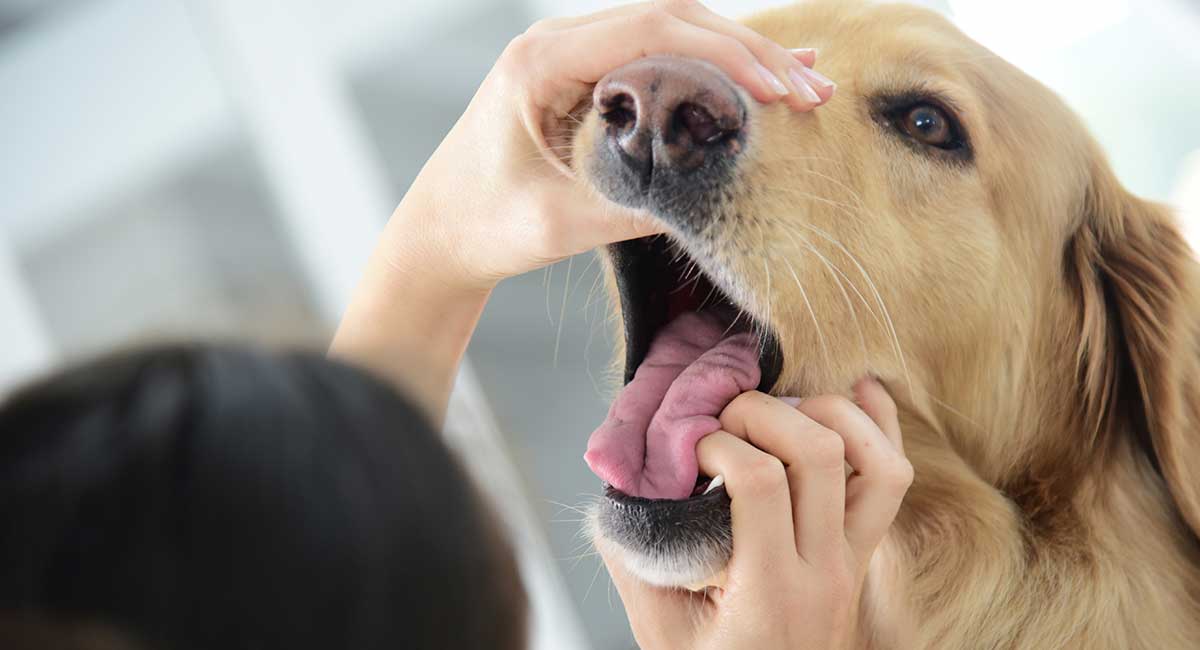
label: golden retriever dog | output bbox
[568,1,1200,647]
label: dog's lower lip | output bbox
[603,474,719,500]
[604,483,729,505]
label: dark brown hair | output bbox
[0,344,527,649]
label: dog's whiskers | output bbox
[543,263,556,328]
[758,222,774,339]
[560,550,600,570]
[697,282,721,313]
[796,220,913,393]
[803,222,907,380]
[721,307,748,339]
[779,226,870,367]
[581,552,607,605]
[770,185,869,225]
[921,387,987,434]
[545,498,593,518]
[801,168,872,214]
[740,178,912,391]
[670,273,705,298]
[781,253,833,371]
[552,256,573,367]
[763,190,888,334]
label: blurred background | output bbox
[1,0,1198,647]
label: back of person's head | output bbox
[0,344,526,650]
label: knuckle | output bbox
[875,392,899,420]
[882,457,915,490]
[656,0,700,16]
[719,39,757,67]
[633,6,674,31]
[524,17,560,35]
[728,389,766,411]
[746,31,779,55]
[827,394,860,417]
[502,32,537,67]
[718,390,765,429]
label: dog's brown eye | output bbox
[877,93,971,161]
[901,105,953,147]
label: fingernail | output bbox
[787,68,822,104]
[789,47,818,60]
[755,62,789,96]
[779,396,803,408]
[801,66,837,91]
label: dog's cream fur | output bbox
[573,2,1200,647]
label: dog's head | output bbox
[570,0,1200,587]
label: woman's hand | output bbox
[332,1,834,422]
[604,379,912,650]
[403,0,834,288]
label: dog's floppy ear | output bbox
[1068,161,1200,539]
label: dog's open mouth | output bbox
[585,236,783,502]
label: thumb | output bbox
[578,195,668,247]
[544,179,668,258]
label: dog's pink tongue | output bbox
[585,311,760,499]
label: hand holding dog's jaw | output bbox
[598,385,908,650]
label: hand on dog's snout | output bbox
[394,0,832,290]
[601,378,911,650]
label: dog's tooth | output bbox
[703,474,725,494]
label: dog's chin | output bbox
[590,486,733,589]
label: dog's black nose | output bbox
[594,56,745,189]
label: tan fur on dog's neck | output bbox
[849,146,1200,647]
[860,98,1200,650]
[883,409,1200,648]
[875,247,1200,648]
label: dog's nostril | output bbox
[592,56,745,192]
[600,92,638,132]
[674,102,726,145]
